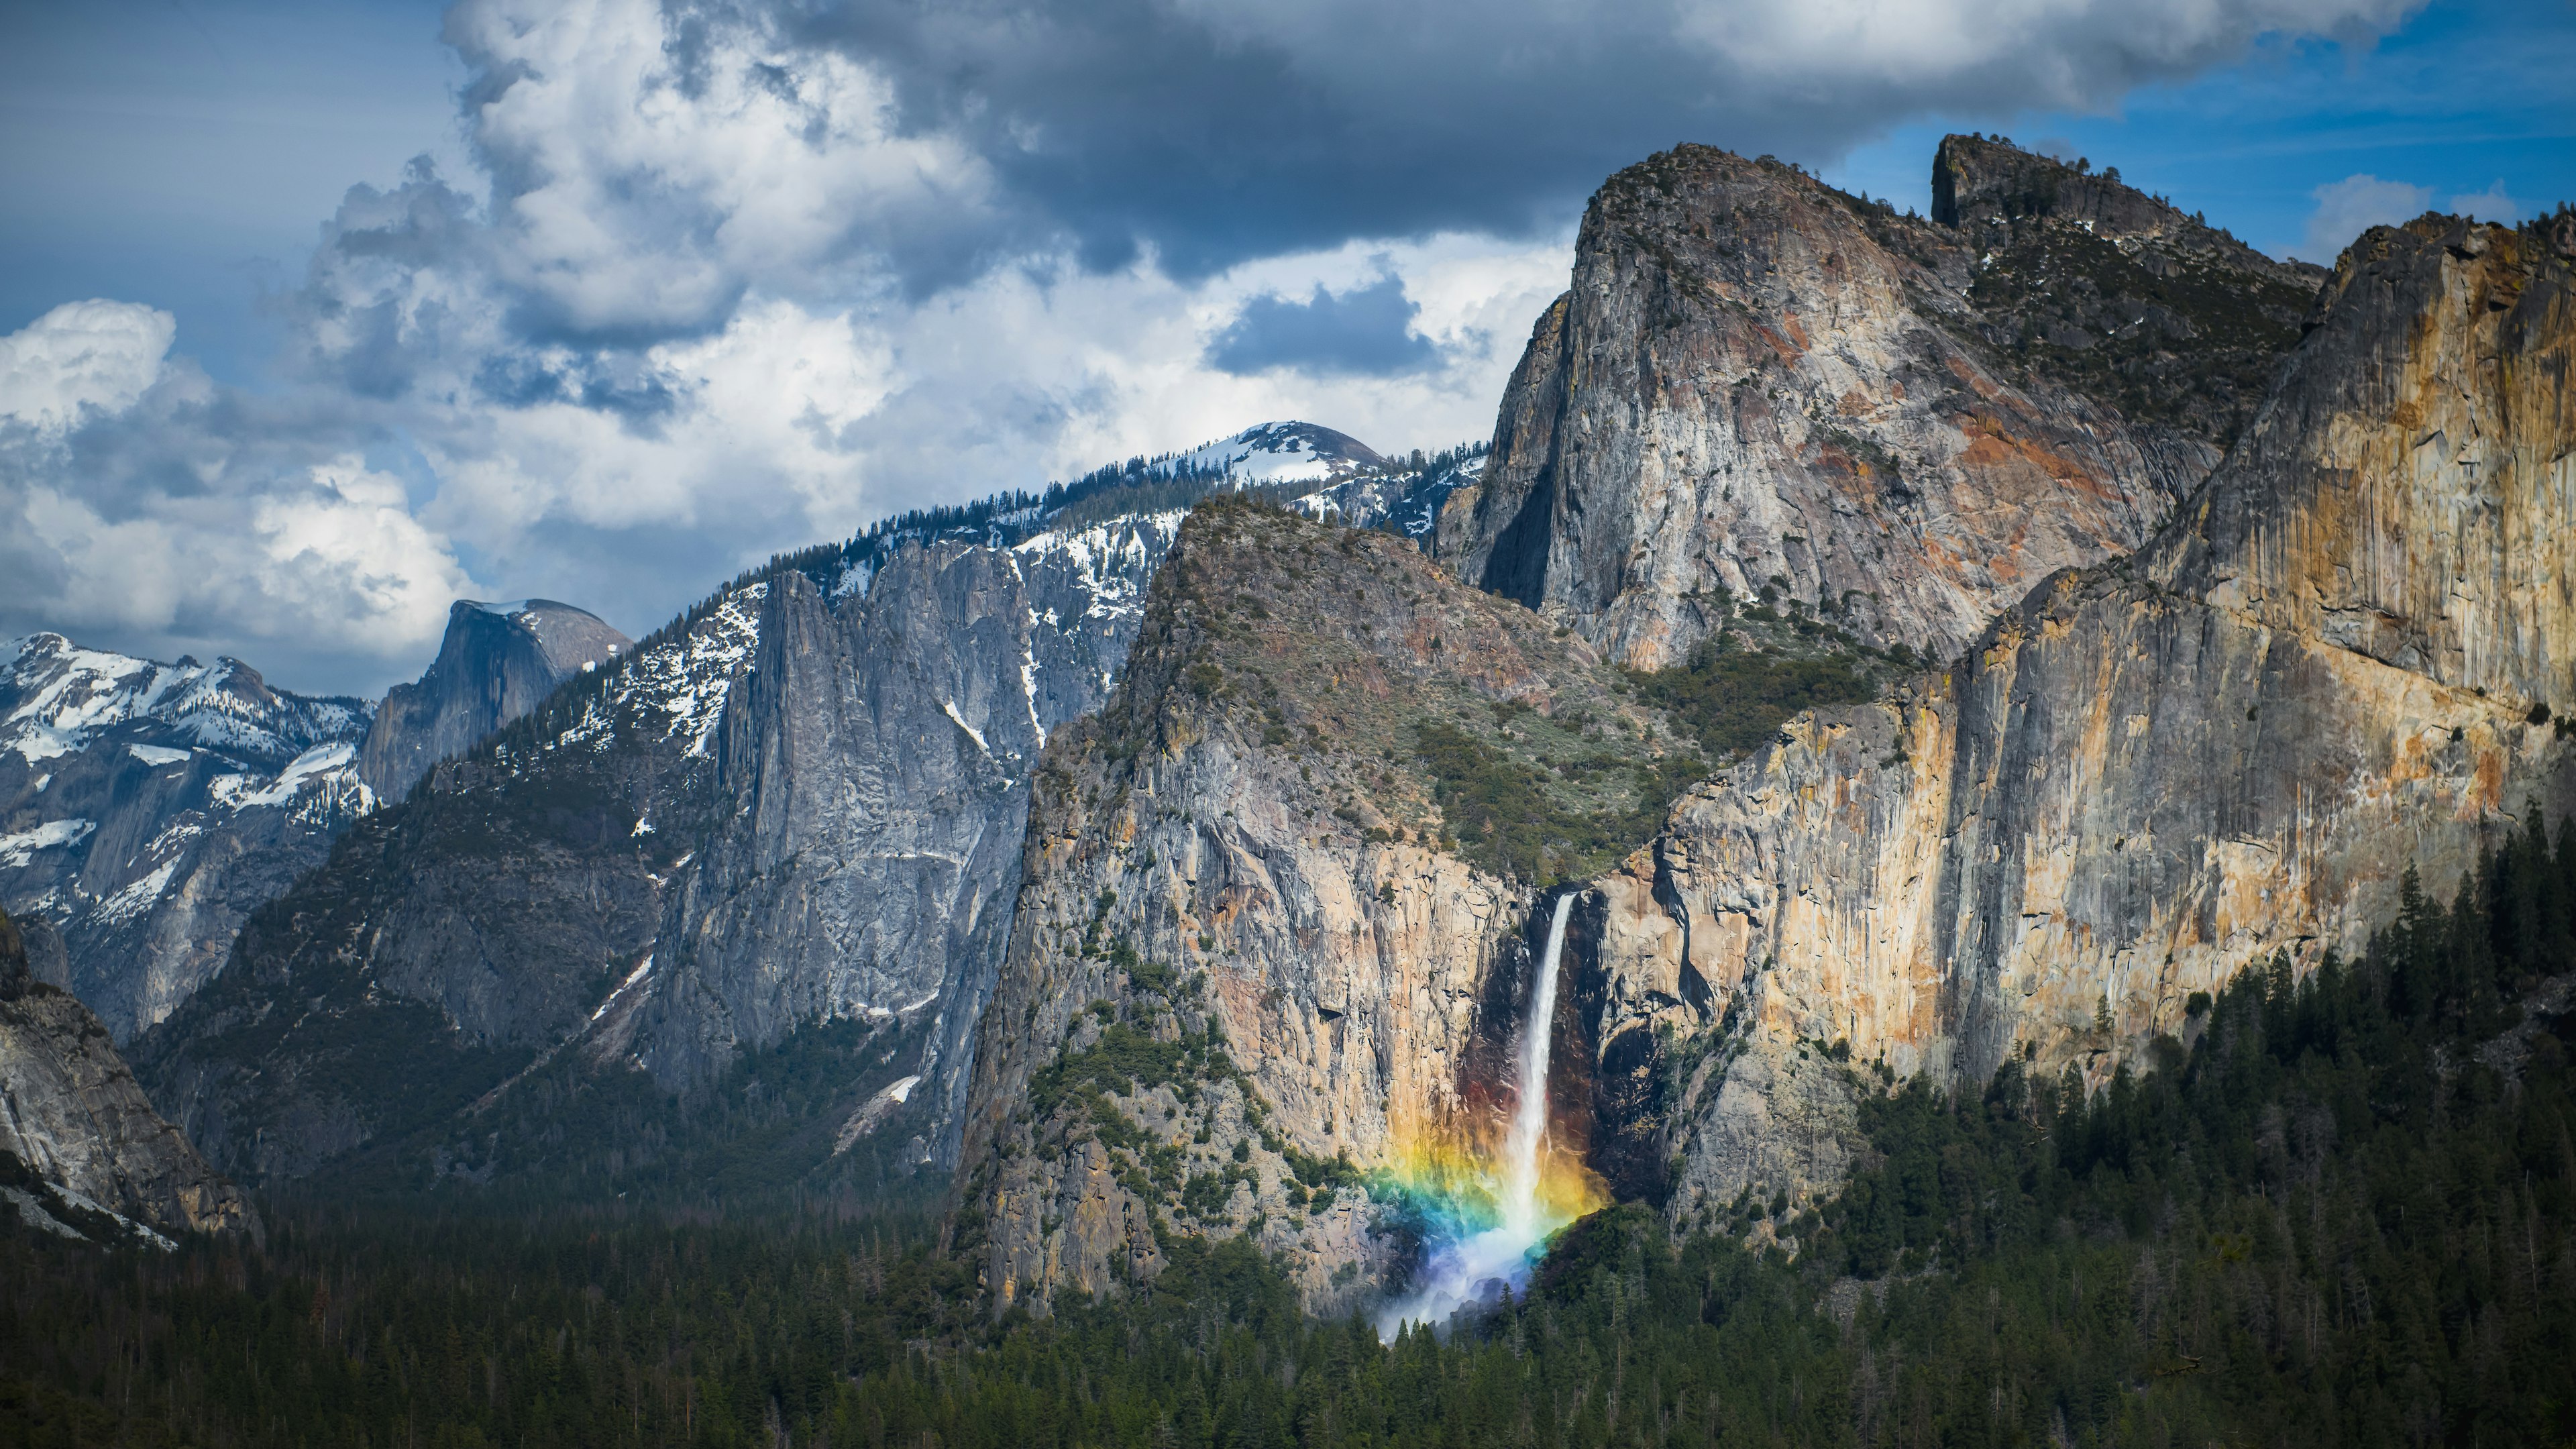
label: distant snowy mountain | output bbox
[138,421,1487,1191]
[1173,421,1386,486]
[0,636,375,1040]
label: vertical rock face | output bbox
[0,906,254,1240]
[1612,216,2575,1226]
[629,524,1169,1165]
[1,637,374,1040]
[1437,142,2315,672]
[360,599,631,803]
[957,500,1694,1311]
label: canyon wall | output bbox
[1606,215,2576,1226]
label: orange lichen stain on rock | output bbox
[1943,352,2006,402]
[2467,745,2506,818]
[1956,413,2114,499]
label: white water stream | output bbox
[1379,893,1576,1336]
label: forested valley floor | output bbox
[9,814,2576,1449]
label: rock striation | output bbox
[1436,142,2317,673]
[360,598,631,802]
[1,636,374,1040]
[0,905,254,1240]
[625,520,1165,1166]
[1603,215,2576,1227]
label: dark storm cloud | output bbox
[1208,277,1440,377]
[769,0,2418,282]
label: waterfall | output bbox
[1379,892,1578,1336]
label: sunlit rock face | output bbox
[1438,141,2317,673]
[956,501,1693,1314]
[1596,215,2576,1226]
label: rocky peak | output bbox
[1931,133,2297,273]
[1438,142,2214,672]
[1926,133,2326,448]
[358,598,631,802]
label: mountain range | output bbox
[4,134,2571,1356]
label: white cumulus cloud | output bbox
[0,301,177,433]
[2298,173,2435,263]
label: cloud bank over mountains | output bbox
[0,0,2424,694]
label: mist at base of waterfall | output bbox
[1376,892,1578,1340]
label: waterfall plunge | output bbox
[1379,892,1577,1337]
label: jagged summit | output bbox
[1,634,375,1039]
[1930,132,2314,281]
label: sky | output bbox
[1,0,2569,697]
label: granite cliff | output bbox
[1596,213,2576,1231]
[955,498,1698,1311]
[951,147,2570,1308]
[1437,141,2317,672]
[0,905,253,1242]
[359,598,631,802]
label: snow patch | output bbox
[128,743,190,767]
[942,700,989,755]
[0,818,93,867]
[219,742,357,809]
[588,955,657,1025]
[93,859,178,927]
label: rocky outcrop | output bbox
[1436,141,2316,672]
[956,499,1698,1311]
[1,636,374,1040]
[0,905,253,1240]
[1931,133,2326,453]
[1602,215,2575,1226]
[360,599,630,802]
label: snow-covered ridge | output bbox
[1174,421,1386,486]
[3,633,370,767]
[543,580,767,763]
